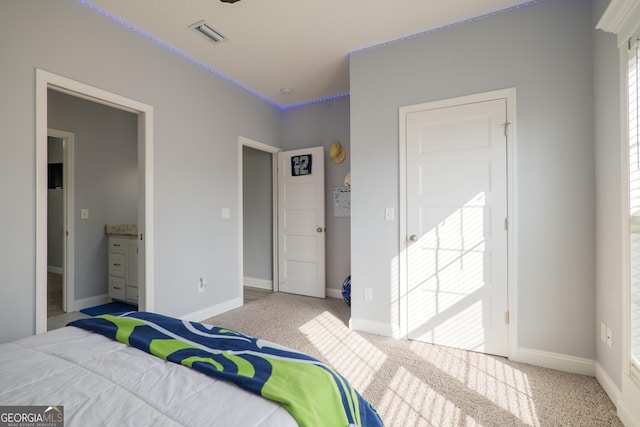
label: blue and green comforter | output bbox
[69,312,383,427]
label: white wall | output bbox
[350,0,596,358]
[0,0,281,343]
[281,97,352,292]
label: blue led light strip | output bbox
[78,0,543,110]
[78,0,281,108]
[280,92,350,111]
[349,0,543,56]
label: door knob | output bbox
[408,234,418,242]
[317,227,324,233]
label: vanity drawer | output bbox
[108,237,128,253]
[109,277,126,300]
[108,253,125,276]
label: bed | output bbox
[0,312,382,427]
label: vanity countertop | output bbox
[105,224,138,237]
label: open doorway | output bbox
[47,135,65,318]
[239,137,280,303]
[46,130,74,329]
[35,69,154,334]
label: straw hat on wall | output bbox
[329,140,346,164]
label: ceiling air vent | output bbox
[189,20,226,43]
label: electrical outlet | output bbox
[198,277,206,293]
[606,327,612,348]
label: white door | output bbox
[406,98,508,356]
[278,146,326,298]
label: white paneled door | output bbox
[405,98,508,356]
[277,146,326,298]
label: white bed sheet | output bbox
[0,326,297,427]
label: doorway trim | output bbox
[35,69,154,333]
[398,88,518,358]
[47,128,75,313]
[238,136,281,301]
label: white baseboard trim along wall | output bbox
[243,277,272,290]
[326,287,342,299]
[595,364,640,427]
[181,297,243,323]
[47,266,63,275]
[515,347,596,376]
[72,294,111,313]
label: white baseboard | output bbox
[617,395,640,427]
[620,373,640,427]
[243,277,272,290]
[516,347,596,376]
[47,265,63,275]
[595,363,640,427]
[350,317,400,338]
[73,294,111,312]
[326,287,342,299]
[181,296,243,323]
[595,362,622,407]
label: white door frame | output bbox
[35,69,154,334]
[47,128,75,313]
[237,136,281,300]
[398,88,519,358]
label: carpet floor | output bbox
[203,292,622,427]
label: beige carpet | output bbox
[203,292,622,427]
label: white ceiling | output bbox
[85,0,532,108]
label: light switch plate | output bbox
[221,208,230,219]
[80,208,89,220]
[385,207,394,221]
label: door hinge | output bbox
[140,233,143,241]
[503,121,512,137]
[505,311,510,325]
[504,218,508,230]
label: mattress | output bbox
[0,326,297,426]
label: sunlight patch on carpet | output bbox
[409,341,540,426]
[299,311,386,392]
[379,366,462,426]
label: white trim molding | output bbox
[237,136,281,303]
[326,287,343,300]
[36,69,154,334]
[72,294,111,313]
[597,363,640,427]
[350,317,401,339]
[47,266,64,275]
[181,297,243,323]
[243,277,273,290]
[597,0,640,47]
[516,347,595,376]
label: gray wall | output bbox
[47,137,64,270]
[48,90,138,300]
[593,0,623,388]
[350,0,596,358]
[0,0,280,342]
[243,146,273,282]
[281,97,351,291]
